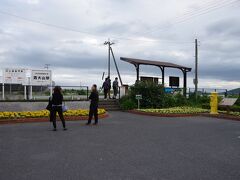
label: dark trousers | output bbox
[108,88,111,98]
[113,88,118,98]
[50,106,66,129]
[88,105,98,124]
[104,89,108,99]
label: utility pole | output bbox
[195,39,198,101]
[103,39,123,86]
[110,47,123,86]
[104,39,114,78]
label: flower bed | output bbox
[0,109,106,120]
[140,107,209,114]
[129,106,209,118]
[130,107,240,121]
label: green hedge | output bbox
[120,82,188,110]
[119,82,234,110]
[119,96,136,110]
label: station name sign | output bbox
[3,68,52,86]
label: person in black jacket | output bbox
[50,86,67,131]
[107,77,111,99]
[102,78,108,100]
[86,84,99,125]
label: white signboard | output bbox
[136,94,142,100]
[219,98,237,106]
[3,68,26,84]
[30,70,52,86]
[3,68,52,86]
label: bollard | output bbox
[210,92,218,114]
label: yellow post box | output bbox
[210,92,218,114]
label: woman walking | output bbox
[86,84,99,125]
[50,86,67,131]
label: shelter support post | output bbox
[183,69,187,97]
[160,67,165,86]
[135,64,140,82]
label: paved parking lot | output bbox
[0,112,240,180]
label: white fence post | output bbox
[24,85,27,100]
[2,83,4,100]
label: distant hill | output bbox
[228,88,240,95]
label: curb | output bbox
[0,113,109,125]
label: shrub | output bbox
[174,93,188,106]
[188,93,210,105]
[162,94,176,108]
[129,81,165,108]
[120,82,189,109]
[119,96,136,110]
[202,103,210,109]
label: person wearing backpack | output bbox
[86,84,99,125]
[112,77,119,99]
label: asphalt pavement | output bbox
[0,112,240,180]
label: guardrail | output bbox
[0,84,122,101]
[188,88,228,97]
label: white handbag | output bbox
[62,102,68,112]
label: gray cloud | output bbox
[206,18,240,38]
[0,0,240,89]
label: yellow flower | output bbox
[0,108,106,119]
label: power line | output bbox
[0,10,104,38]
[142,0,239,35]
[108,0,239,43]
[128,0,239,37]
[0,0,238,44]
[0,10,194,44]
[175,0,230,17]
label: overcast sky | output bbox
[0,0,239,90]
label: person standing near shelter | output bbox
[107,76,111,99]
[112,77,119,99]
[86,84,99,125]
[50,86,67,131]
[102,78,109,100]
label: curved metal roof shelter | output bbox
[120,57,191,71]
[120,57,192,96]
